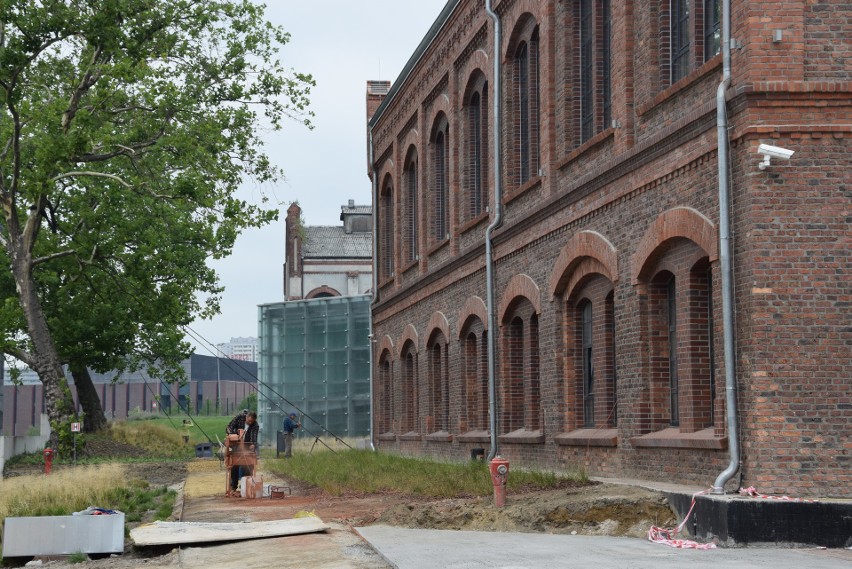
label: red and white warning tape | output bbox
[648,488,717,549]
[738,486,819,503]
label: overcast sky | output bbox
[187,1,448,353]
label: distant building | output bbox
[215,337,259,362]
[1,354,257,436]
[283,200,372,300]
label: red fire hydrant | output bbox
[43,448,55,475]
[489,455,510,507]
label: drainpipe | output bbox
[712,0,740,494]
[484,0,503,462]
[368,127,379,452]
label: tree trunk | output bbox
[70,362,108,432]
[8,238,77,448]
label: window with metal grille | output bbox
[667,276,680,426]
[580,0,594,142]
[381,182,394,279]
[405,152,418,263]
[704,0,721,62]
[516,41,531,183]
[602,0,612,128]
[581,301,595,427]
[433,128,448,242]
[671,0,691,83]
[467,92,487,219]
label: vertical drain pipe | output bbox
[368,127,379,452]
[712,0,740,494]
[484,0,503,462]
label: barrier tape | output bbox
[648,488,717,550]
[738,486,819,503]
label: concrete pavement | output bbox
[355,525,852,569]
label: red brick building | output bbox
[367,0,850,497]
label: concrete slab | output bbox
[130,517,328,546]
[355,525,852,569]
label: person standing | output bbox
[282,412,301,458]
[226,410,259,495]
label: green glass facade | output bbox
[258,295,371,442]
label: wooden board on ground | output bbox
[130,517,329,546]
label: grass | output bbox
[265,450,587,498]
[0,464,177,533]
[68,552,87,564]
[138,416,231,445]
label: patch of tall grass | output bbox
[108,421,193,458]
[265,450,587,498]
[0,464,127,519]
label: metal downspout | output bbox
[712,0,739,494]
[484,0,503,462]
[368,128,378,452]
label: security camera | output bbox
[757,144,794,170]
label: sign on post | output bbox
[70,422,81,433]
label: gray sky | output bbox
[188,1,448,352]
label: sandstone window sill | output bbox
[400,258,419,275]
[459,212,489,235]
[425,238,450,257]
[377,432,397,442]
[630,427,727,450]
[504,176,542,206]
[424,431,453,443]
[398,431,422,442]
[637,54,722,117]
[456,430,491,443]
[554,428,618,447]
[556,128,615,172]
[498,429,545,445]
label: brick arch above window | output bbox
[457,295,488,338]
[499,273,542,323]
[305,286,341,299]
[549,230,619,298]
[459,49,492,106]
[428,94,452,132]
[502,7,542,58]
[399,127,419,159]
[397,324,420,358]
[377,335,395,361]
[426,311,451,348]
[632,207,718,285]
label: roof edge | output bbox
[368,0,462,132]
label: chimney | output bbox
[284,202,303,299]
[366,80,391,177]
[348,199,355,209]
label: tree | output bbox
[0,0,314,447]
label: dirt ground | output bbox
[6,459,676,568]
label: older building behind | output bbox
[368,0,851,496]
[284,200,373,300]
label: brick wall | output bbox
[368,0,851,496]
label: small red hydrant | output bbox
[489,455,510,507]
[43,448,55,475]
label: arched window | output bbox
[460,317,488,432]
[404,147,419,263]
[464,76,488,222]
[400,341,418,434]
[427,330,449,433]
[380,177,394,280]
[513,24,540,186]
[378,351,393,434]
[501,297,540,433]
[430,116,450,243]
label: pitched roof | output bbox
[340,204,372,215]
[303,226,373,259]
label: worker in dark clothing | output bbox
[282,412,301,458]
[226,410,259,494]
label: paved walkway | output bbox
[355,525,852,569]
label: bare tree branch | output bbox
[4,347,36,369]
[32,249,77,267]
[50,171,133,188]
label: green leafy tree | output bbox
[0,0,313,447]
